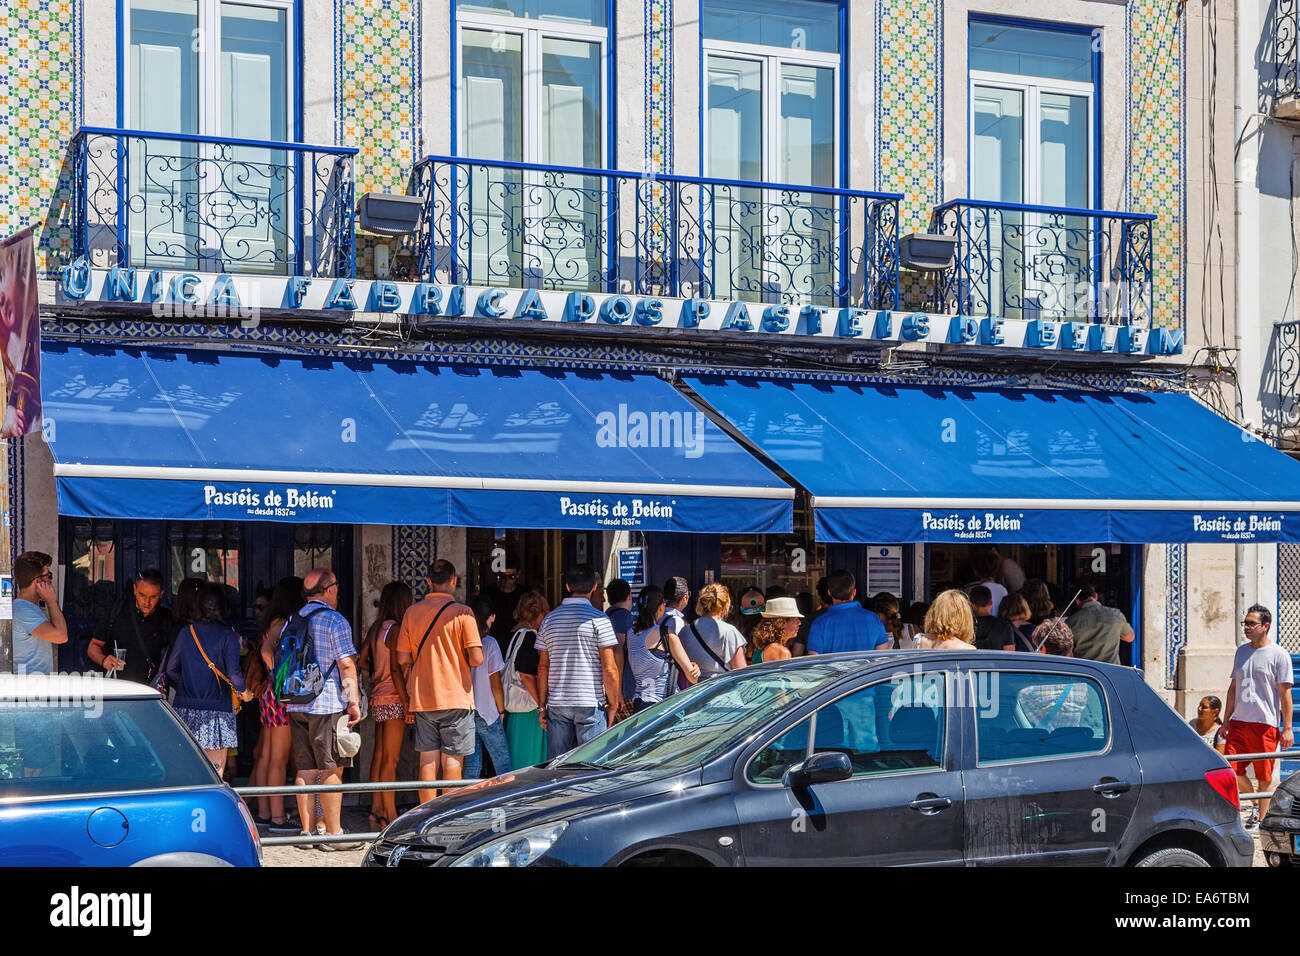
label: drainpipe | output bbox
[1233,2,1246,646]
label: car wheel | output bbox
[1132,847,1210,868]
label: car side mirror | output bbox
[782,751,852,789]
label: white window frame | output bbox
[456,9,608,168]
[967,68,1094,209]
[701,37,840,188]
[122,0,296,139]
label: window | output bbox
[747,673,946,783]
[124,0,294,271]
[64,520,118,624]
[973,671,1108,765]
[702,0,840,303]
[968,19,1095,318]
[456,1,607,289]
[0,699,220,796]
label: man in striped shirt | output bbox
[537,564,620,759]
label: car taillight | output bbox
[1204,767,1240,810]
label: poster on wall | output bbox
[0,228,42,438]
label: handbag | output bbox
[243,632,269,699]
[191,625,242,714]
[502,627,539,713]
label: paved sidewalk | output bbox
[259,805,378,868]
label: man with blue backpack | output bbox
[279,568,361,849]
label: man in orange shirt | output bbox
[396,559,483,804]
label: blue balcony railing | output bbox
[411,155,901,309]
[70,128,356,278]
[929,200,1156,325]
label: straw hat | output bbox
[761,596,804,618]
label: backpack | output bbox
[271,606,335,704]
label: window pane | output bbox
[703,0,839,54]
[542,37,601,168]
[0,699,220,796]
[1038,92,1089,207]
[780,63,834,187]
[969,22,1093,83]
[975,671,1108,764]
[747,717,810,784]
[130,0,199,135]
[461,29,523,162]
[811,676,945,775]
[707,56,763,181]
[220,3,287,141]
[457,0,605,28]
[971,85,1023,203]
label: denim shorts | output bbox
[413,708,476,756]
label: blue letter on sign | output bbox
[107,266,137,301]
[635,298,663,325]
[371,280,401,312]
[723,301,754,331]
[61,258,91,299]
[838,308,868,337]
[415,284,443,315]
[517,288,548,321]
[565,291,595,322]
[762,304,790,333]
[600,295,633,324]
[324,277,356,310]
[901,312,929,340]
[681,298,710,328]
[477,288,507,318]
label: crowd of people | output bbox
[7,545,1291,842]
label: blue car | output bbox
[0,675,261,866]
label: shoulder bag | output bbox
[502,627,539,713]
[191,625,242,715]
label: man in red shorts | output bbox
[1222,605,1294,826]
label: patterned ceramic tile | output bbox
[335,0,421,276]
[1165,543,1187,688]
[392,525,436,592]
[1126,1,1183,330]
[645,0,672,175]
[1,0,81,277]
[875,0,943,233]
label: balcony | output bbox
[70,128,356,278]
[1267,320,1300,448]
[928,200,1155,325]
[1272,0,1300,118]
[411,156,901,309]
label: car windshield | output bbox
[0,697,221,798]
[555,659,862,772]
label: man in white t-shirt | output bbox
[1222,604,1294,822]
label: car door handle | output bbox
[909,794,952,815]
[1092,777,1131,798]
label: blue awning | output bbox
[42,345,793,533]
[685,376,1300,544]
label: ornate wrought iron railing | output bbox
[929,200,1156,325]
[70,128,356,278]
[411,155,901,309]
[1274,0,1300,100]
[1268,320,1300,446]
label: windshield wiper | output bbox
[554,760,609,771]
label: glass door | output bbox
[703,3,839,306]
[126,0,293,273]
[969,21,1095,321]
[458,4,606,292]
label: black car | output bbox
[364,652,1254,867]
[1259,770,1299,867]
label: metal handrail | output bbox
[931,197,1157,221]
[422,153,903,203]
[76,125,360,156]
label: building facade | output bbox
[1,0,1267,725]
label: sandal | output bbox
[368,813,390,830]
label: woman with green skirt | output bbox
[502,590,549,767]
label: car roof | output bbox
[0,674,163,701]
[756,649,1125,671]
